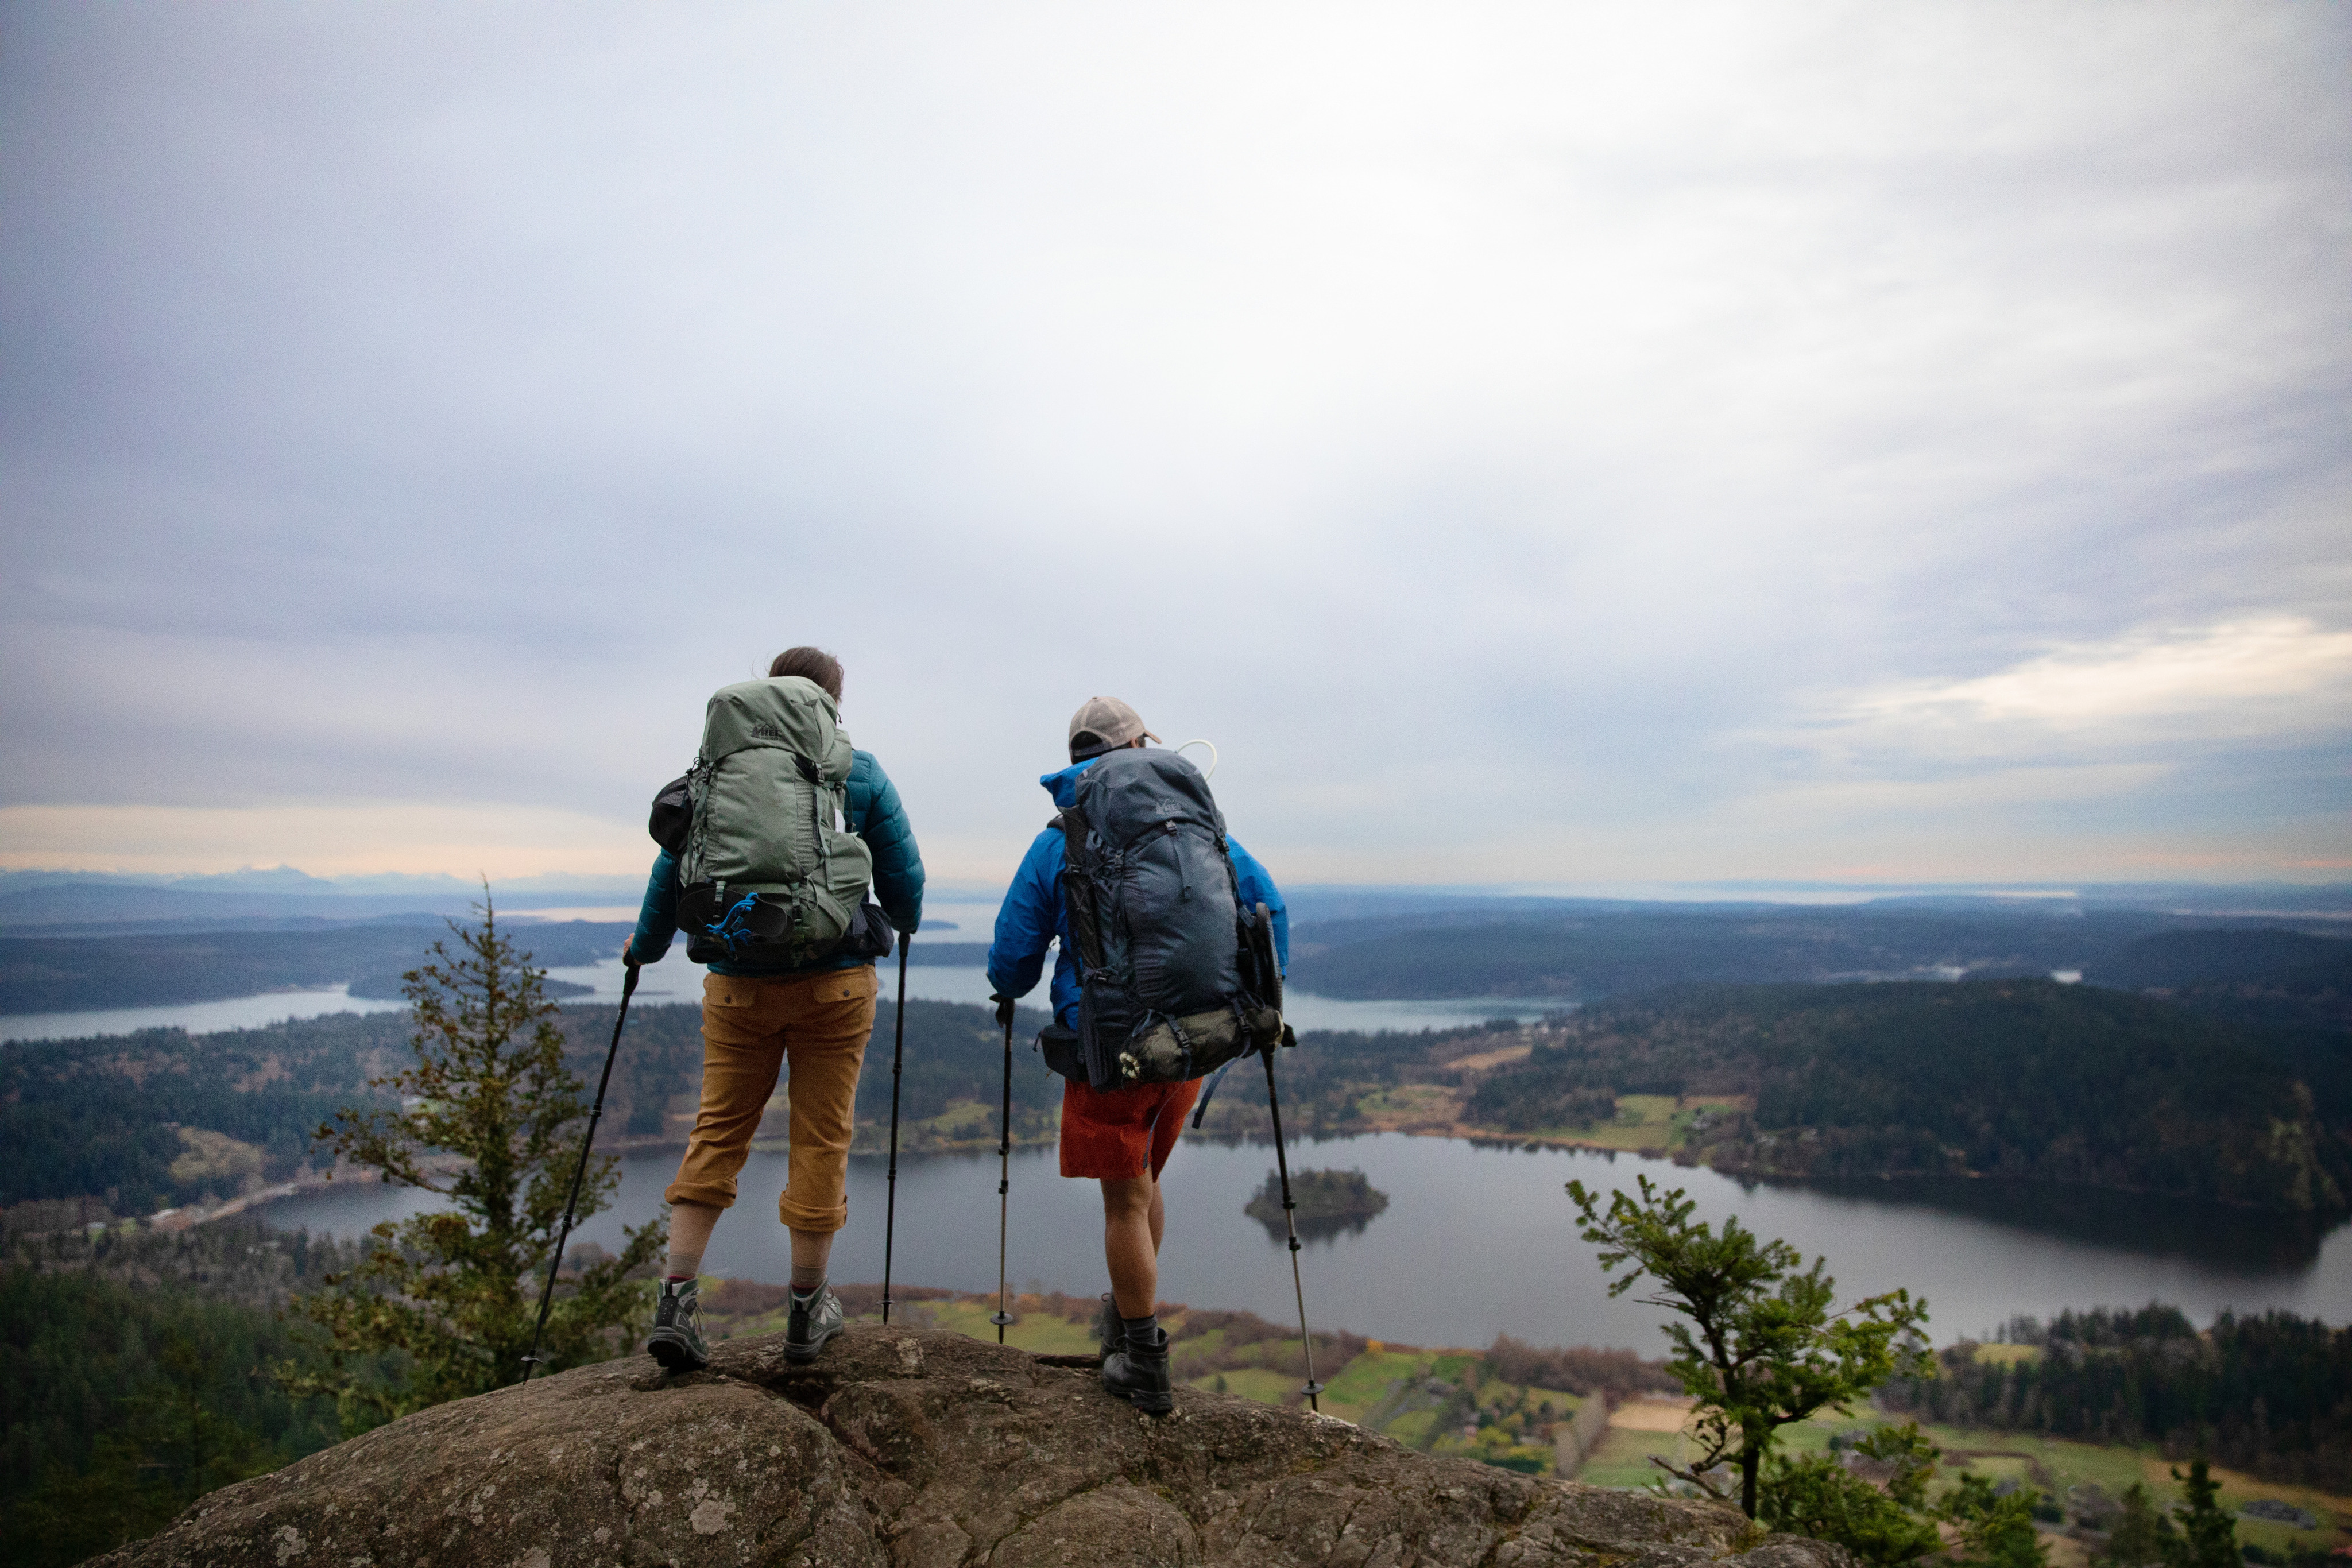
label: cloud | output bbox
[0,2,2345,886]
[0,802,644,880]
[1830,617,2352,758]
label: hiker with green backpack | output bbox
[625,646,924,1372]
[985,696,1288,1414]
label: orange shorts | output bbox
[1058,1076,1201,1181]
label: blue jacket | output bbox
[628,748,925,977]
[986,756,1287,1029]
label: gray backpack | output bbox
[670,676,877,967]
[1052,748,1282,1091]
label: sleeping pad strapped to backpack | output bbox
[1053,748,1282,1092]
[663,676,880,968]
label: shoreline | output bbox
[137,1113,2352,1234]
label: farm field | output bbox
[1347,1077,1754,1157]
[1535,1094,1749,1153]
[1574,1399,2350,1558]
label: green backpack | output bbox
[672,676,876,967]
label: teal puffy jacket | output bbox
[627,749,925,977]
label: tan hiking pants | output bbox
[663,965,879,1232]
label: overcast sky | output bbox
[2,2,2345,892]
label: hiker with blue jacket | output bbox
[987,695,1287,1413]
[627,646,924,1373]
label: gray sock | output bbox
[664,1248,703,1282]
[790,1264,825,1295]
[1121,1313,1160,1349]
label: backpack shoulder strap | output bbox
[1057,807,1109,973]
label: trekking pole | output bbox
[989,998,1015,1344]
[1261,1027,1324,1411]
[523,960,639,1383]
[882,934,910,1325]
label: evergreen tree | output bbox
[2,1322,283,1566]
[1759,1423,1943,1565]
[1939,1473,2051,1568]
[2169,1459,2237,1568]
[2100,1482,2181,1568]
[284,896,662,1424]
[1567,1174,1933,1516]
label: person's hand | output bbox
[622,935,639,969]
[992,994,1016,1029]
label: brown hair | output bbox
[768,646,844,700]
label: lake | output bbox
[0,955,1563,1044]
[0,985,413,1043]
[256,1129,2352,1353]
[22,953,2349,1350]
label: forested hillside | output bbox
[1286,905,2157,999]
[1463,979,2351,1212]
[1881,1303,2352,1492]
[0,996,1058,1217]
[2084,931,2352,1125]
[0,1012,401,1214]
[0,1219,384,1566]
[1283,903,2350,1003]
[0,920,628,1013]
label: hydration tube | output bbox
[1173,739,1218,779]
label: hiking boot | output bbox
[648,1278,710,1373]
[1091,1293,1124,1362]
[784,1284,845,1362]
[1102,1325,1173,1415]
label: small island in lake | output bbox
[1245,1167,1391,1238]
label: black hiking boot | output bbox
[1091,1293,1124,1362]
[647,1278,710,1373]
[784,1283,845,1362]
[1102,1325,1173,1415]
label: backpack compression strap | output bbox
[1056,808,1110,975]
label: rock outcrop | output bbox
[99,1325,1854,1568]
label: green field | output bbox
[1570,1403,2349,1555]
[1318,1347,1430,1424]
[1186,1367,1302,1405]
[1526,1094,1748,1153]
[899,1297,1101,1356]
[1355,1084,1458,1120]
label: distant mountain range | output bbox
[0,923,634,1016]
[0,868,647,929]
[8,868,2345,932]
[5,874,2349,1023]
[1283,903,2350,1002]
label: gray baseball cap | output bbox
[1068,695,1160,761]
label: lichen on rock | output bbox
[95,1324,1859,1568]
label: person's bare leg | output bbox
[790,1227,834,1291]
[1148,1176,1165,1255]
[666,1199,721,1280]
[1101,1175,1158,1318]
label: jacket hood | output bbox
[1038,756,1104,808]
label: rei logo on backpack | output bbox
[654,676,880,968]
[1054,748,1282,1091]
